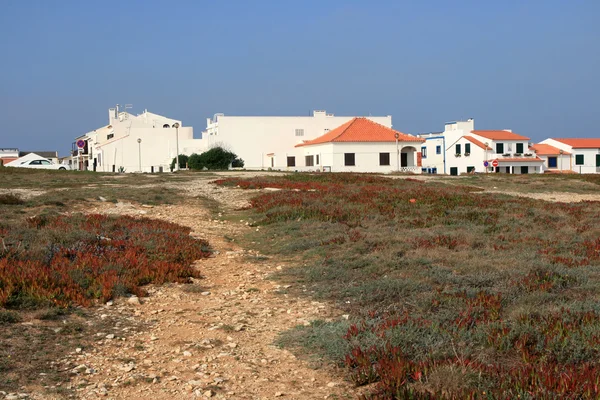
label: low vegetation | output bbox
[215,174,600,399]
[188,146,244,170]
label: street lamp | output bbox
[173,122,180,171]
[395,133,400,172]
[485,142,489,173]
[559,149,564,173]
[137,138,142,172]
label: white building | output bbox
[529,143,572,173]
[539,138,600,174]
[73,105,204,173]
[294,118,424,173]
[0,148,19,166]
[419,119,544,175]
[201,110,392,170]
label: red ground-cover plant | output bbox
[0,214,209,307]
[216,174,600,399]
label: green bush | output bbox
[170,154,189,171]
[188,147,244,170]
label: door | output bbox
[450,167,458,176]
[596,154,600,170]
[521,166,528,174]
[401,153,408,167]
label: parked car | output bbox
[14,159,68,170]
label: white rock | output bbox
[127,296,141,305]
[203,390,214,398]
[200,291,211,296]
[183,351,192,357]
[105,334,115,339]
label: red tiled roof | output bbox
[471,130,530,141]
[552,138,600,148]
[489,157,544,163]
[530,144,570,156]
[295,118,424,147]
[463,136,492,150]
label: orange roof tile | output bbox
[488,157,544,163]
[530,144,570,156]
[295,118,423,147]
[553,138,600,148]
[463,136,492,150]
[471,130,530,141]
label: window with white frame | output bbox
[421,147,427,158]
[305,155,314,166]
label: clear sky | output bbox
[0,0,599,154]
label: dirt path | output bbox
[64,178,352,399]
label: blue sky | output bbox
[0,0,598,154]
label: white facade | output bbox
[293,142,421,173]
[73,106,204,173]
[201,110,392,170]
[419,119,543,175]
[540,139,600,174]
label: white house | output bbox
[294,117,424,173]
[0,148,19,166]
[73,105,204,173]
[419,119,543,175]
[539,138,600,174]
[529,143,572,173]
[201,110,392,170]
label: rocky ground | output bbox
[46,177,352,399]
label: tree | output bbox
[170,154,189,171]
[187,147,243,170]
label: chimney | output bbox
[108,108,116,124]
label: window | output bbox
[436,145,441,155]
[455,144,461,154]
[575,154,584,165]
[496,143,504,154]
[516,143,524,153]
[596,154,600,167]
[107,133,114,140]
[465,143,471,154]
[421,147,427,158]
[287,156,296,167]
[548,157,557,168]
[30,160,41,165]
[379,153,390,166]
[344,153,355,166]
[163,124,170,128]
[467,166,475,173]
[521,166,529,174]
[295,129,304,137]
[41,160,51,165]
[305,155,314,167]
[316,155,320,165]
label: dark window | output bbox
[316,155,320,165]
[421,147,427,158]
[450,167,458,176]
[271,157,274,168]
[305,155,314,167]
[287,156,295,167]
[516,143,524,153]
[548,157,557,168]
[344,153,355,166]
[107,133,114,140]
[596,154,600,167]
[576,154,584,165]
[436,145,441,154]
[521,166,528,174]
[379,153,390,166]
[163,124,170,128]
[465,143,471,154]
[30,160,41,165]
[455,144,461,154]
[496,143,504,154]
[467,166,475,173]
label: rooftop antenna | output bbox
[124,104,133,112]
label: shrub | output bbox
[170,154,189,170]
[0,309,22,324]
[189,147,242,170]
[0,193,24,205]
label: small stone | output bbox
[203,390,214,397]
[227,342,237,349]
[100,314,108,320]
[75,348,82,353]
[98,196,107,202]
[150,336,159,341]
[105,334,115,339]
[327,382,338,388]
[106,301,113,306]
[342,314,349,320]
[275,392,283,397]
[200,291,211,296]
[183,351,192,357]
[127,296,141,305]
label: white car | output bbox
[16,159,68,170]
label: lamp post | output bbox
[173,122,180,171]
[485,142,489,173]
[137,138,142,172]
[395,133,400,172]
[559,149,564,173]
